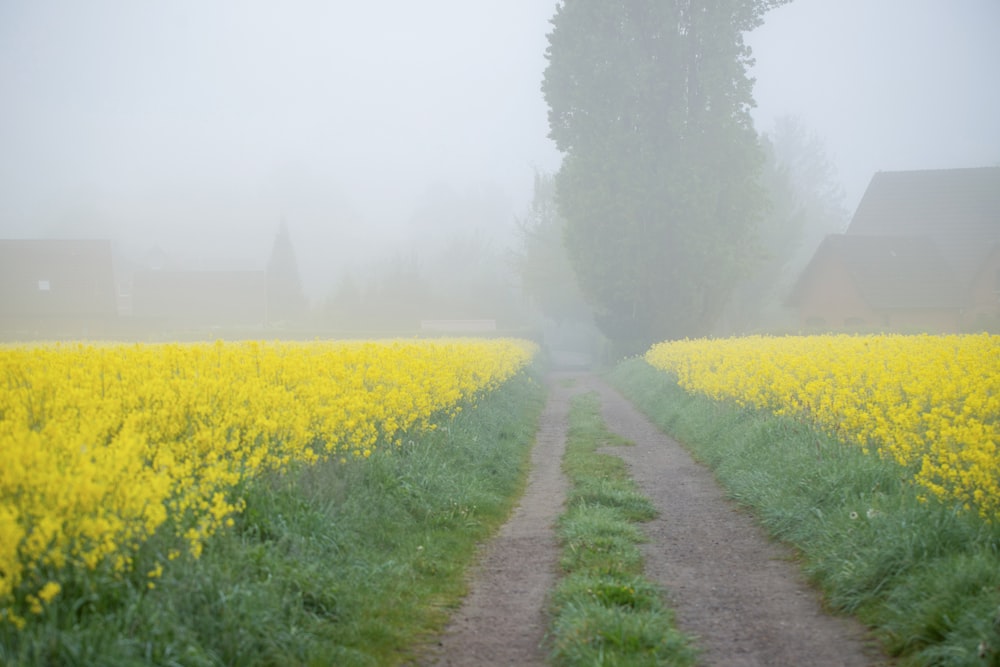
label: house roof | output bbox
[787,234,964,310]
[846,166,1000,285]
[0,239,118,317]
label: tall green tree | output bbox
[543,0,787,354]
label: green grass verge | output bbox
[610,358,1000,667]
[0,369,546,667]
[548,390,698,667]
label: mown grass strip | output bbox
[0,370,546,667]
[548,390,698,666]
[610,358,1000,667]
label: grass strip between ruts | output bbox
[547,387,698,666]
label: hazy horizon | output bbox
[2,0,997,302]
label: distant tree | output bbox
[324,272,363,327]
[430,231,519,319]
[543,0,788,355]
[376,252,431,325]
[404,183,527,325]
[266,220,308,324]
[514,171,592,325]
[766,116,847,252]
[322,184,536,333]
[718,117,848,333]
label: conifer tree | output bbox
[266,220,308,324]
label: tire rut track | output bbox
[423,372,887,666]
[420,373,574,666]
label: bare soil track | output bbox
[420,372,889,666]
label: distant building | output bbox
[131,270,267,330]
[788,167,1000,332]
[0,239,118,339]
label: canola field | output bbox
[0,338,536,628]
[646,333,1000,520]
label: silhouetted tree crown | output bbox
[542,0,789,355]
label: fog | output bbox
[748,0,1000,212]
[0,1,561,302]
[1,0,998,309]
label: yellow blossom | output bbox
[0,337,536,623]
[646,333,1000,520]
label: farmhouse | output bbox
[787,166,1000,332]
[0,239,118,339]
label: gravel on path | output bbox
[421,372,888,666]
[420,373,573,666]
[580,374,887,667]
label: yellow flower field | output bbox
[0,338,536,627]
[646,334,1000,519]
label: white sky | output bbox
[1,1,997,296]
[748,0,1000,212]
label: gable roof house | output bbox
[0,239,118,339]
[787,167,1000,332]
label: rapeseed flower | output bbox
[0,337,536,623]
[646,333,999,520]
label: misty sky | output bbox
[1,1,998,299]
[748,0,1000,213]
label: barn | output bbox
[787,167,1000,332]
[0,239,118,339]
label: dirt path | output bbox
[421,373,573,666]
[421,372,887,666]
[578,374,887,666]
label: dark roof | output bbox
[788,234,964,310]
[0,239,118,317]
[846,167,1000,285]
